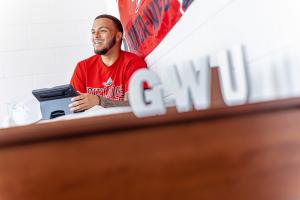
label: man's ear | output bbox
[116,32,123,42]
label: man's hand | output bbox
[69,92,99,112]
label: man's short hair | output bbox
[95,14,124,35]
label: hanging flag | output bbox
[118,0,194,58]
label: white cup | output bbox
[0,103,15,128]
[8,102,30,126]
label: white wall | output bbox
[0,0,109,122]
[2,0,300,124]
[145,0,300,103]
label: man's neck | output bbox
[101,47,121,67]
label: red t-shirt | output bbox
[70,51,147,101]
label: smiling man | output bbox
[70,14,147,112]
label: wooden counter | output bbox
[0,97,300,200]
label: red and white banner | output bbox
[118,0,194,58]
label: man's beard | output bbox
[94,37,116,55]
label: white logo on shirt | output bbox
[103,77,113,87]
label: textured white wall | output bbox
[1,0,300,125]
[145,0,300,103]
[0,0,109,122]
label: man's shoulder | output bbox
[121,51,147,65]
[122,51,142,59]
[77,54,99,67]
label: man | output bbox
[69,14,147,112]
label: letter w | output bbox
[166,58,210,112]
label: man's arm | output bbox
[69,93,129,112]
[98,94,129,108]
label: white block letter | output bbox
[213,46,249,105]
[129,69,166,117]
[167,58,210,112]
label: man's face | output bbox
[91,18,118,55]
